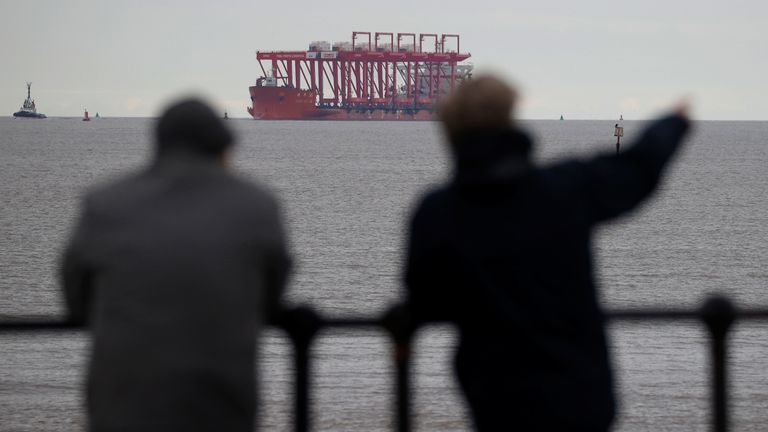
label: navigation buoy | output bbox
[614,122,624,154]
[83,109,90,122]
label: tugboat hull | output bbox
[13,111,47,119]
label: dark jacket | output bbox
[61,152,290,432]
[405,116,689,431]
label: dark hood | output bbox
[451,128,534,187]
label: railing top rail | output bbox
[3,304,768,332]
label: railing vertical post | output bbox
[701,296,735,432]
[294,337,310,432]
[395,337,412,432]
[384,305,414,432]
[280,307,321,432]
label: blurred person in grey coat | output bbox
[61,98,291,432]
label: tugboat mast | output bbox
[27,82,32,100]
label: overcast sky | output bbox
[1,1,766,119]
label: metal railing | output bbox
[2,295,768,432]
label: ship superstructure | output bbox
[248,32,472,120]
[13,82,46,119]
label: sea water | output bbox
[1,117,766,431]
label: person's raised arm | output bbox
[576,105,690,224]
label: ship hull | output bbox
[248,86,435,121]
[13,111,46,119]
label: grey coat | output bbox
[61,153,290,432]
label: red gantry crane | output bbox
[248,32,472,120]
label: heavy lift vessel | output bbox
[248,32,472,120]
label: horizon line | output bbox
[4,115,767,122]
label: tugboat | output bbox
[83,109,90,121]
[13,82,47,118]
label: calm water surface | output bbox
[1,117,767,431]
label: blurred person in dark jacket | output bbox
[404,75,690,431]
[61,98,291,432]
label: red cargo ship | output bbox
[248,32,472,120]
